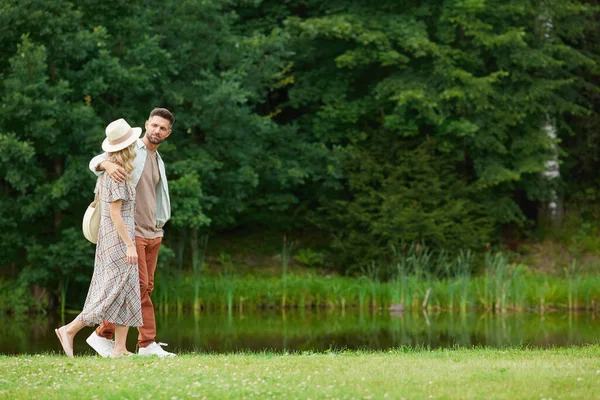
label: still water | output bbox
[1,310,598,355]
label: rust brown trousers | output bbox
[96,236,162,348]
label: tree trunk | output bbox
[539,2,564,227]
[542,116,563,224]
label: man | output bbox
[86,107,175,358]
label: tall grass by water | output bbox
[3,245,598,316]
[153,272,600,313]
[153,248,600,313]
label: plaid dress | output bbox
[78,174,143,327]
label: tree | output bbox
[0,0,173,307]
[276,0,597,267]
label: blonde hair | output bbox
[108,142,136,180]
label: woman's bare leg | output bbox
[56,315,87,357]
[112,324,130,357]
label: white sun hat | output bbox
[102,118,142,152]
[82,196,100,244]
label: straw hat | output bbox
[82,197,100,244]
[102,118,142,152]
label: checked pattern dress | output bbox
[78,174,143,327]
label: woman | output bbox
[55,118,143,358]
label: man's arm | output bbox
[89,152,126,182]
[89,153,108,176]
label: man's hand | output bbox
[100,160,127,183]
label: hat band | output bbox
[108,128,134,146]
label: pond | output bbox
[1,310,598,355]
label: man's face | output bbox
[144,115,172,145]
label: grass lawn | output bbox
[1,346,599,399]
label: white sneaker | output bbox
[138,342,176,358]
[86,332,115,358]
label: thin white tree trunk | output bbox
[540,2,563,225]
[542,116,562,222]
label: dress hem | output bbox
[77,314,143,328]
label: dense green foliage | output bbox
[0,0,598,309]
[246,0,598,263]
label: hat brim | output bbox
[82,201,101,244]
[102,127,142,152]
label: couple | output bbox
[55,108,175,358]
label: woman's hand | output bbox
[126,245,138,265]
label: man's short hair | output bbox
[149,107,175,127]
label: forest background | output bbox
[1,0,599,313]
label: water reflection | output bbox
[0,310,598,355]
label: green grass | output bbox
[147,247,600,314]
[151,272,600,313]
[4,271,600,315]
[1,347,599,399]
